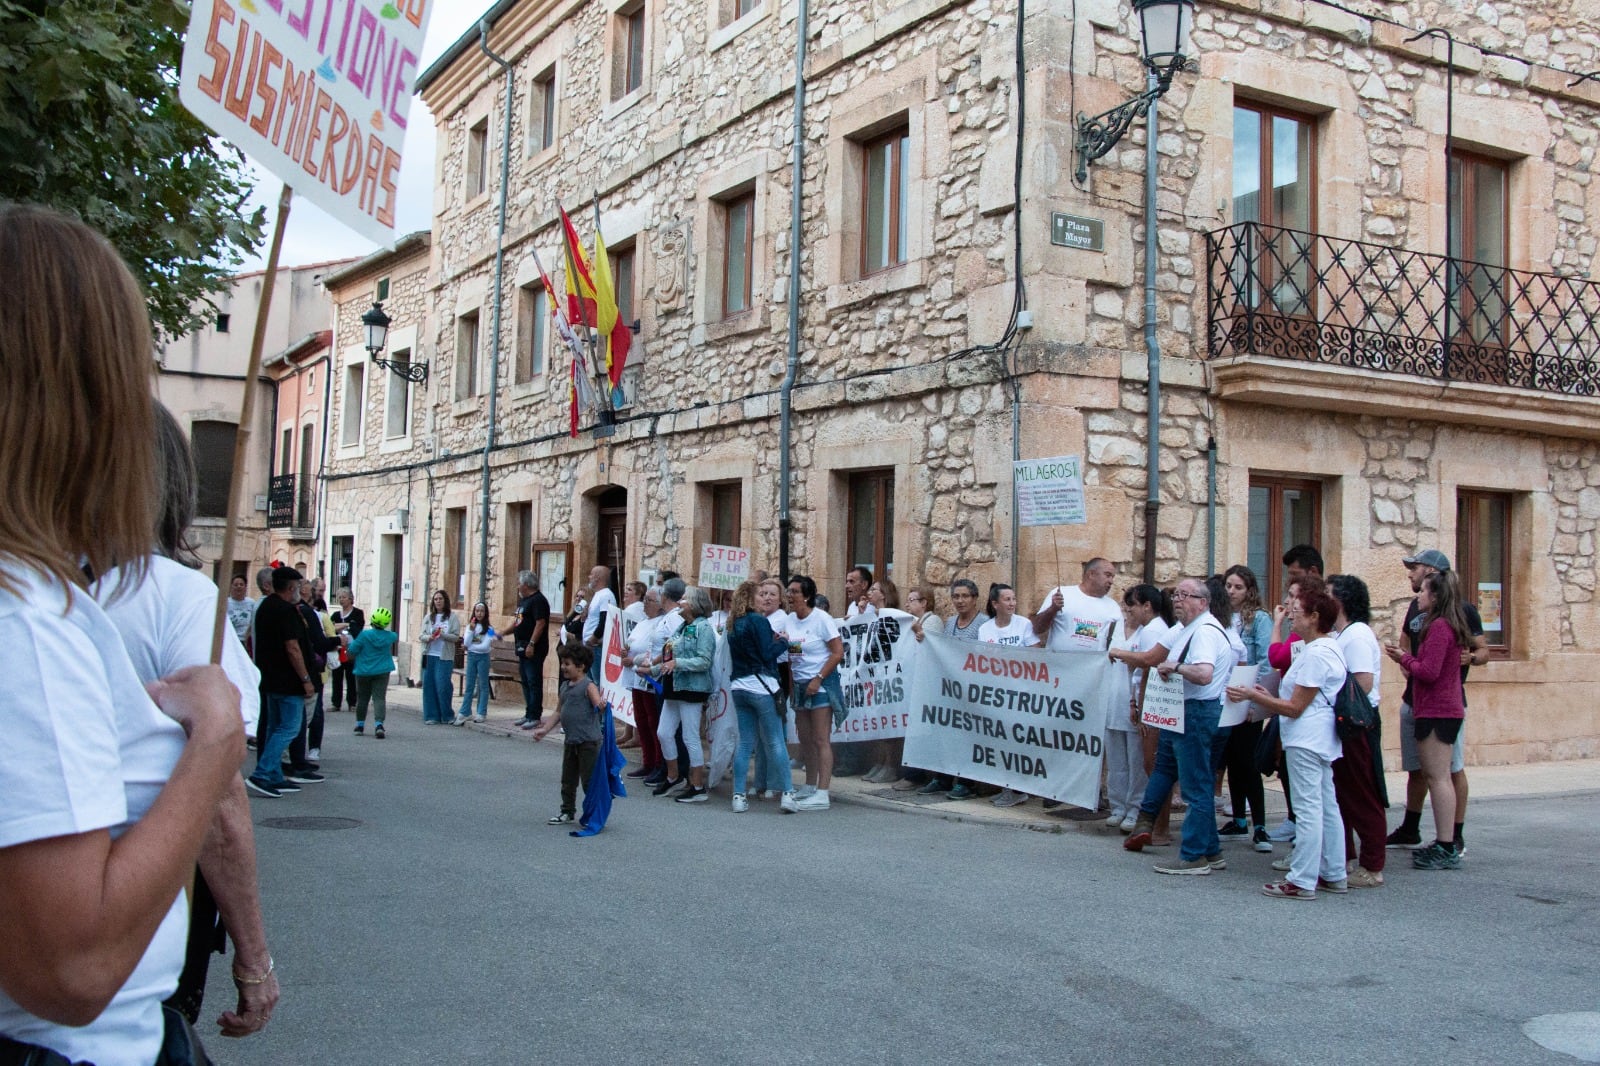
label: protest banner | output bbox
[704,636,736,788]
[179,0,433,244]
[1220,664,1260,728]
[830,613,918,743]
[598,611,637,727]
[697,544,750,591]
[1140,671,1185,733]
[1014,455,1087,526]
[902,636,1114,808]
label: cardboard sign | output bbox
[1014,455,1087,526]
[697,543,750,591]
[179,0,434,244]
[1140,671,1186,733]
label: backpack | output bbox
[1332,673,1378,739]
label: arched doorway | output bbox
[595,486,627,597]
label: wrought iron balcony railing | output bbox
[266,473,316,534]
[1205,222,1600,397]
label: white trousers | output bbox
[658,698,705,768]
[1283,745,1347,890]
[1104,728,1147,817]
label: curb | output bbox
[829,788,1081,833]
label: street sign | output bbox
[1051,212,1105,252]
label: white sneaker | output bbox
[1268,818,1297,843]
[1272,856,1292,872]
[757,790,775,800]
[797,784,817,798]
[779,791,799,813]
[795,789,830,811]
[731,794,749,813]
[1104,808,1126,828]
[307,747,321,763]
[1118,811,1139,832]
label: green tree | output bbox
[0,0,263,340]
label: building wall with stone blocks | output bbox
[323,0,1600,763]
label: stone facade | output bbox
[318,0,1600,763]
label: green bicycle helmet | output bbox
[370,607,392,628]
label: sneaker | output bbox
[797,784,818,798]
[245,777,282,798]
[519,719,539,731]
[1041,799,1063,809]
[353,724,364,735]
[675,787,709,804]
[452,715,469,726]
[779,791,800,813]
[625,767,650,778]
[1206,853,1227,871]
[891,777,919,791]
[285,769,324,783]
[1271,856,1291,872]
[1267,818,1297,843]
[1103,807,1125,827]
[994,789,1029,809]
[642,772,667,788]
[1385,826,1423,849]
[1218,820,1249,838]
[307,747,321,762]
[948,782,975,800]
[274,780,302,793]
[915,779,948,796]
[474,716,487,723]
[756,790,776,800]
[1118,811,1139,833]
[374,725,385,739]
[795,789,831,811]
[1347,866,1386,889]
[1317,877,1350,894]
[1124,815,1156,852]
[1261,880,1316,900]
[1153,857,1213,876]
[1412,842,1462,870]
[652,777,684,797]
[547,812,575,825]
[1253,827,1273,853]
[731,794,749,813]
[1216,797,1233,818]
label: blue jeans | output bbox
[253,693,306,785]
[732,688,792,796]
[1139,697,1223,861]
[461,652,490,718]
[517,646,546,720]
[421,654,454,722]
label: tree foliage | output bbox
[0,0,263,340]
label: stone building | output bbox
[318,0,1600,764]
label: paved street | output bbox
[211,693,1600,1065]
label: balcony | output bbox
[1205,222,1600,436]
[266,473,317,541]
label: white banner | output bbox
[902,636,1113,808]
[1014,454,1087,526]
[1141,672,1185,733]
[830,613,918,743]
[179,0,434,244]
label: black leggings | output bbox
[1224,719,1267,827]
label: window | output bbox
[341,363,365,447]
[444,507,468,607]
[1247,475,1322,607]
[614,3,645,99]
[455,311,481,401]
[216,312,231,333]
[711,482,742,546]
[296,424,314,527]
[1457,490,1512,655]
[861,129,909,275]
[191,420,237,518]
[375,276,390,302]
[384,348,411,439]
[718,0,758,28]
[530,66,557,153]
[279,427,294,475]
[720,192,754,317]
[330,536,354,596]
[610,241,636,327]
[466,118,488,199]
[504,502,533,612]
[1449,152,1509,346]
[848,470,895,582]
[516,284,548,385]
[1232,103,1315,315]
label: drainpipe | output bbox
[1205,434,1216,577]
[477,20,514,606]
[1141,70,1161,583]
[777,0,809,583]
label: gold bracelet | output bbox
[232,956,274,985]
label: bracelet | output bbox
[232,956,274,985]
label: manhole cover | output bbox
[257,816,363,831]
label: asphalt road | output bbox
[205,708,1600,1065]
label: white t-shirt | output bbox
[766,608,791,663]
[1166,613,1236,702]
[846,601,876,621]
[1279,635,1345,761]
[424,613,453,658]
[785,608,840,682]
[1335,621,1383,710]
[977,615,1039,647]
[96,557,262,738]
[1036,585,1122,652]
[625,614,658,691]
[0,564,188,1066]
[582,586,617,643]
[623,601,647,625]
[225,594,256,642]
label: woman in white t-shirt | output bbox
[1230,588,1347,900]
[621,588,667,783]
[784,575,844,811]
[0,205,244,1065]
[976,585,1040,648]
[1327,574,1388,888]
[1102,585,1173,831]
[420,591,461,724]
[753,578,793,799]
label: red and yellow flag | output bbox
[591,228,632,390]
[559,207,598,328]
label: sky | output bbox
[236,2,489,271]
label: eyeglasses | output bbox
[1174,591,1206,600]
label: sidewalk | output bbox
[384,683,1599,832]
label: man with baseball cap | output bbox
[1386,549,1488,854]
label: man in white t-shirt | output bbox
[1125,576,1236,875]
[843,566,874,620]
[226,574,257,646]
[1029,557,1122,652]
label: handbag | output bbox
[1254,716,1281,775]
[1332,674,1379,739]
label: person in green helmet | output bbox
[348,607,399,738]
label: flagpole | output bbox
[211,183,292,663]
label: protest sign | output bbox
[1140,671,1186,733]
[179,0,433,244]
[1014,455,1087,526]
[697,544,750,591]
[902,636,1114,808]
[599,610,637,727]
[830,613,918,743]
[1220,664,1260,728]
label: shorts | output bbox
[1401,701,1464,766]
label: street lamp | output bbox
[1074,0,1195,183]
[362,301,428,383]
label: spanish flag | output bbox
[559,207,598,328]
[591,228,632,390]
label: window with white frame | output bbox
[454,311,481,401]
[612,1,646,99]
[383,349,411,440]
[530,66,557,153]
[515,283,548,384]
[341,363,365,447]
[466,118,488,199]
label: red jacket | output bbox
[1400,616,1465,719]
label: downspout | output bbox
[316,349,332,579]
[477,20,514,605]
[778,0,809,583]
[1205,434,1216,577]
[1141,70,1161,583]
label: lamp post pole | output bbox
[1141,67,1161,584]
